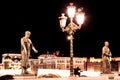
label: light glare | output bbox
[76,12,85,25]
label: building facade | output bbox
[1,53,120,73]
[37,54,87,70]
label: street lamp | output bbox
[58,3,85,77]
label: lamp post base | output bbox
[70,72,74,77]
[70,56,74,77]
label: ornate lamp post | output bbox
[58,3,85,77]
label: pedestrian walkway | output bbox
[13,74,120,80]
[0,69,120,80]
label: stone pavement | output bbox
[0,69,120,80]
[13,75,120,80]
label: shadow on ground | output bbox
[38,74,61,78]
[0,75,14,80]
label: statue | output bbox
[21,31,38,74]
[101,41,112,74]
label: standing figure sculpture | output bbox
[101,41,112,74]
[21,31,38,74]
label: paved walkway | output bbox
[0,69,120,80]
[13,75,120,80]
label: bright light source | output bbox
[67,3,76,18]
[67,36,71,40]
[76,8,85,25]
[59,13,67,28]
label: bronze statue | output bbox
[101,41,112,74]
[21,31,38,74]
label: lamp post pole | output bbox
[58,3,85,77]
[69,34,74,76]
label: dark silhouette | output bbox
[74,67,81,77]
[0,75,14,80]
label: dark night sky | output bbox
[0,0,120,62]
